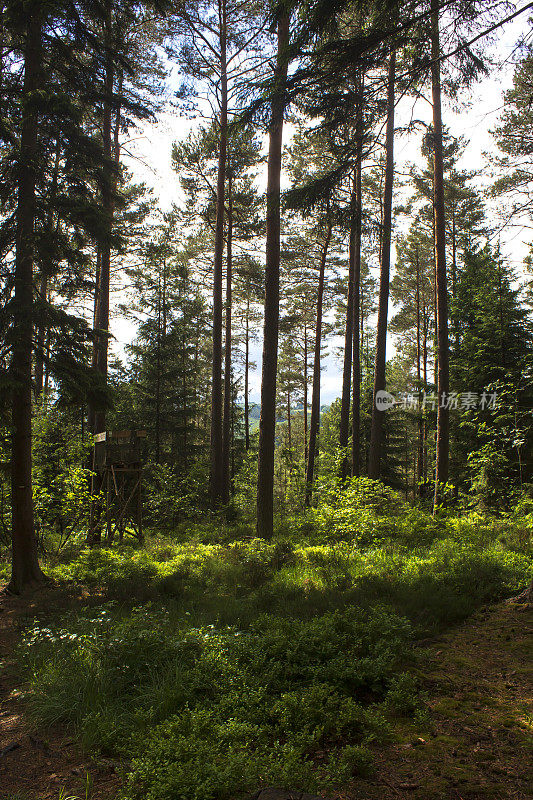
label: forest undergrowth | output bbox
[3,488,531,800]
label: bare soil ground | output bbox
[0,591,531,800]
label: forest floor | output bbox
[347,600,533,800]
[0,587,120,800]
[0,589,531,800]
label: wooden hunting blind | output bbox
[89,429,147,543]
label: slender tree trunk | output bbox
[183,332,188,468]
[94,4,115,435]
[451,204,457,298]
[423,312,428,486]
[352,81,363,477]
[287,388,292,466]
[256,13,290,539]
[360,273,366,474]
[452,203,460,355]
[9,4,47,593]
[303,322,308,464]
[34,272,48,398]
[222,170,233,504]
[368,50,396,479]
[339,195,355,479]
[431,1,450,511]
[231,391,235,485]
[155,276,162,464]
[88,246,101,434]
[498,257,505,368]
[0,2,4,100]
[244,298,250,450]
[305,215,332,505]
[210,0,228,509]
[35,138,60,397]
[416,244,423,492]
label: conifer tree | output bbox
[257,9,290,539]
[172,0,265,508]
[8,0,47,591]
[368,48,396,479]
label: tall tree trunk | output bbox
[34,272,48,398]
[452,203,460,354]
[222,170,233,504]
[287,388,292,467]
[0,1,4,99]
[498,258,505,368]
[368,50,396,480]
[155,276,162,464]
[423,311,428,486]
[303,321,308,464]
[305,214,332,505]
[244,298,250,450]
[9,4,47,593]
[209,0,227,509]
[182,332,188,468]
[339,195,355,479]
[94,3,115,435]
[88,246,101,434]
[256,13,290,539]
[415,244,423,492]
[352,81,363,477]
[431,1,450,511]
[35,138,60,397]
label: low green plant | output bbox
[15,497,532,800]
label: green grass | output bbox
[12,504,533,800]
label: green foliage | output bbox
[21,603,406,798]
[16,500,532,800]
[385,672,422,717]
[32,407,93,551]
[312,476,440,546]
[145,462,209,528]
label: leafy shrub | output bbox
[384,672,421,717]
[311,477,440,547]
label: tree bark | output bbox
[9,4,47,593]
[155,275,162,464]
[34,272,48,398]
[287,388,292,466]
[256,13,290,539]
[303,321,308,465]
[87,246,101,435]
[244,298,250,450]
[352,79,363,478]
[339,195,355,480]
[431,0,450,511]
[305,213,332,505]
[416,244,423,492]
[423,309,428,486]
[368,50,396,480]
[93,2,115,435]
[209,0,228,509]
[35,138,60,398]
[222,169,233,504]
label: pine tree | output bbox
[256,9,290,539]
[7,0,47,591]
[368,48,396,480]
[172,0,265,509]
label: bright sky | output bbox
[117,15,532,406]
